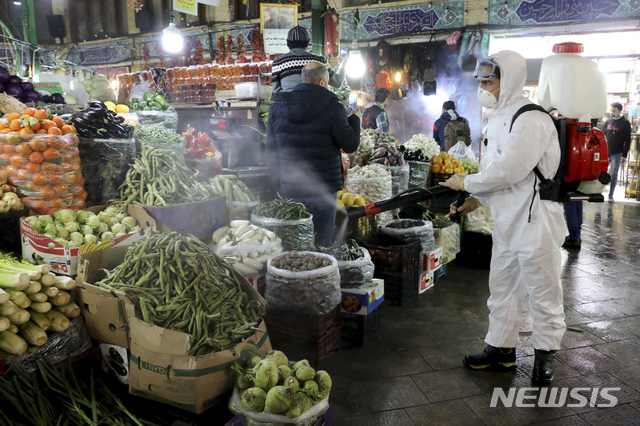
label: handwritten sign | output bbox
[489,0,637,25]
[263,29,289,55]
[174,0,198,16]
[33,82,63,95]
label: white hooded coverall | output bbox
[464,51,567,351]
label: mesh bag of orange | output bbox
[0,108,85,216]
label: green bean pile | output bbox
[134,124,185,146]
[253,199,311,220]
[119,146,218,206]
[96,232,264,356]
[252,200,313,250]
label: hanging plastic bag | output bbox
[434,223,460,259]
[266,252,340,315]
[464,204,494,235]
[448,141,476,162]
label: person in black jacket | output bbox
[267,62,362,246]
[603,102,632,202]
[362,88,390,134]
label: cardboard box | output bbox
[139,196,228,242]
[340,278,384,316]
[419,271,434,293]
[21,205,154,276]
[76,243,271,413]
[421,246,443,274]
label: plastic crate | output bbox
[264,306,340,340]
[341,308,380,347]
[362,235,420,274]
[379,270,419,306]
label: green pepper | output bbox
[143,92,154,102]
[154,94,167,107]
[138,101,147,108]
[150,101,162,110]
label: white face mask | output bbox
[478,87,499,108]
[611,112,619,118]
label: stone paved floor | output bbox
[326,201,640,425]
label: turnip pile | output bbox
[231,350,332,419]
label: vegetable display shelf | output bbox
[264,306,341,366]
[341,308,380,348]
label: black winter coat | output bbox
[266,83,361,197]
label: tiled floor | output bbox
[326,201,640,425]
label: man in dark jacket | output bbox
[433,100,470,151]
[603,102,632,202]
[362,88,390,134]
[267,62,361,246]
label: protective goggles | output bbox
[473,58,500,79]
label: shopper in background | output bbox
[271,26,348,93]
[433,100,471,151]
[603,102,632,202]
[266,62,361,246]
[440,51,567,387]
[362,88,391,134]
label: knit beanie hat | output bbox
[287,26,310,42]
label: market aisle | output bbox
[327,201,640,425]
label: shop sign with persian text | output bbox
[341,2,464,40]
[67,41,131,65]
[489,0,640,25]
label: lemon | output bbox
[444,167,454,174]
[444,159,452,166]
[453,167,462,173]
[337,199,345,208]
[105,101,117,111]
[337,189,346,199]
[432,157,443,165]
[439,151,449,159]
[116,104,130,113]
[341,192,355,207]
[354,195,366,206]
[432,164,442,173]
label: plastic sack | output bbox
[129,78,154,101]
[464,204,494,235]
[228,385,330,426]
[383,164,410,196]
[185,151,223,182]
[213,236,282,276]
[345,175,393,224]
[408,161,429,189]
[447,141,476,162]
[348,137,374,168]
[1,133,87,214]
[434,223,461,258]
[266,252,341,315]
[134,110,178,131]
[251,214,314,251]
[381,219,435,252]
[336,247,375,288]
[78,138,136,207]
[228,199,260,221]
[4,317,93,373]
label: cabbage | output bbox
[65,222,79,233]
[70,232,84,245]
[45,233,57,240]
[263,386,292,414]
[253,359,278,391]
[55,224,69,239]
[121,216,137,229]
[86,215,100,228]
[114,232,126,239]
[295,365,315,382]
[44,223,57,235]
[23,216,43,233]
[68,240,82,247]
[81,225,94,236]
[108,217,120,227]
[101,232,114,241]
[54,209,76,224]
[38,215,53,226]
[97,222,109,234]
[53,237,68,247]
[265,350,288,367]
[103,206,120,217]
[115,213,127,222]
[315,370,332,393]
[97,211,110,223]
[277,365,292,382]
[84,234,98,245]
[63,94,77,104]
[76,210,94,224]
[240,387,267,412]
[128,225,141,233]
[111,223,126,234]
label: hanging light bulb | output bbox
[162,15,183,53]
[395,71,402,82]
[347,50,365,79]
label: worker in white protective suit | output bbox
[441,50,567,386]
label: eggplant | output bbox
[87,100,107,110]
